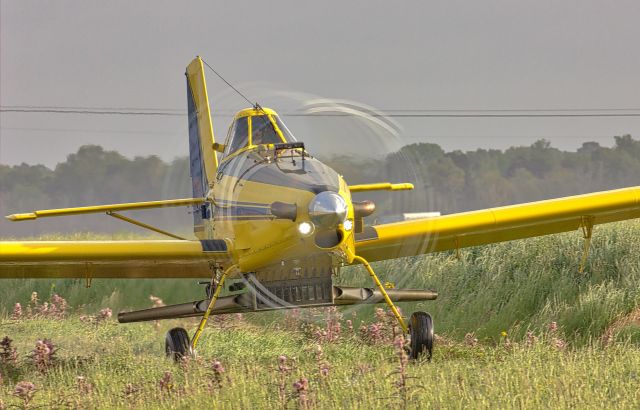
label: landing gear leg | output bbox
[352,255,435,360]
[352,255,408,333]
[189,264,236,353]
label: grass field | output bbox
[1,222,640,408]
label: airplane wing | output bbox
[0,239,231,278]
[0,197,232,278]
[355,186,640,262]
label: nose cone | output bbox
[308,192,348,228]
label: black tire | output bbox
[409,311,434,361]
[165,327,190,362]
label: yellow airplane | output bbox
[1,57,639,361]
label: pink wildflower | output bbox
[11,303,22,320]
[292,377,311,408]
[13,381,37,406]
[158,371,174,393]
[30,339,56,373]
[0,336,18,364]
[209,359,227,390]
[98,308,112,321]
[149,295,165,308]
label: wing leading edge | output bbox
[0,240,230,278]
[355,186,640,262]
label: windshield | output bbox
[251,115,282,145]
[224,116,249,156]
[273,115,296,142]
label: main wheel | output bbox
[165,327,190,362]
[409,312,434,361]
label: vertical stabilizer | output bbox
[186,56,217,233]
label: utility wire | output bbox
[0,126,624,140]
[3,107,640,118]
[5,105,640,113]
[0,108,184,116]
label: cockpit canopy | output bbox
[223,107,296,158]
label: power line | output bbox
[2,106,640,118]
[3,105,185,112]
[287,113,640,118]
[1,127,623,140]
[4,105,640,113]
[0,127,179,135]
[0,108,184,116]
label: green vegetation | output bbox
[1,310,639,408]
[3,222,639,346]
[2,222,640,408]
[2,136,640,407]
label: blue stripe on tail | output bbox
[187,79,206,226]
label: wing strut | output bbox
[106,212,186,240]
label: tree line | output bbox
[1,136,638,236]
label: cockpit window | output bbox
[224,116,248,156]
[251,115,282,145]
[273,115,296,142]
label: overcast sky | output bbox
[1,1,640,167]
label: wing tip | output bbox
[6,213,37,221]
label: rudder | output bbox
[186,56,218,232]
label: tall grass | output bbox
[2,221,640,345]
[1,223,640,408]
[337,220,640,344]
[0,317,639,409]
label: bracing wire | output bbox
[200,58,256,108]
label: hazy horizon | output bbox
[1,134,636,170]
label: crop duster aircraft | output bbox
[2,57,640,361]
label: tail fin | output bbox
[186,56,217,232]
[186,56,218,197]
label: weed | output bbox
[29,339,57,373]
[76,376,93,395]
[209,359,228,391]
[11,303,22,321]
[391,335,409,407]
[314,345,330,379]
[291,377,311,409]
[276,355,293,406]
[79,307,113,324]
[464,332,478,347]
[0,336,18,365]
[158,370,174,395]
[122,383,141,404]
[13,381,37,408]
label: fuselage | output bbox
[197,108,357,278]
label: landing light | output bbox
[343,219,353,231]
[298,221,314,236]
